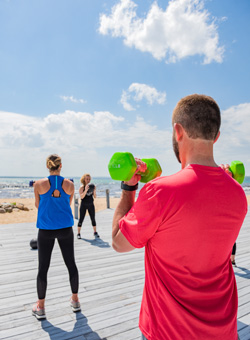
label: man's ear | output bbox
[174,123,184,141]
[214,131,220,144]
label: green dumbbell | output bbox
[229,161,245,184]
[108,152,162,183]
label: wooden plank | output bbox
[0,208,250,339]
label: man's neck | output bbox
[180,138,217,169]
[183,157,218,169]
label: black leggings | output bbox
[37,227,79,300]
[78,203,96,227]
[232,243,236,256]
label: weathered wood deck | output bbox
[0,208,250,340]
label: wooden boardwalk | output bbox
[0,208,250,340]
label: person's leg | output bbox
[231,242,237,265]
[36,229,55,307]
[57,227,79,301]
[77,203,87,236]
[88,204,98,236]
[141,333,148,340]
[33,229,55,319]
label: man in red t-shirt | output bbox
[112,94,248,340]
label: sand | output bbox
[247,196,250,206]
[0,197,120,225]
[1,195,249,225]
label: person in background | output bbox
[219,166,238,267]
[231,243,237,266]
[32,154,80,320]
[77,173,99,239]
[112,94,247,340]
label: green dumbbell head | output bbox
[140,158,162,183]
[108,152,162,183]
[108,152,137,181]
[229,161,245,184]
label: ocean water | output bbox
[0,176,250,199]
[0,177,123,199]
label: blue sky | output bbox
[0,0,249,177]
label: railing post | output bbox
[106,189,110,209]
[74,195,79,219]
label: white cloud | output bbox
[99,0,224,64]
[220,103,250,145]
[121,83,166,111]
[121,90,135,111]
[1,102,249,177]
[60,95,87,104]
[0,112,44,148]
[215,103,250,168]
[0,110,171,176]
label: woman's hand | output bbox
[84,184,89,192]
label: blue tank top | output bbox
[36,175,74,230]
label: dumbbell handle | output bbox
[29,180,35,187]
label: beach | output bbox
[0,197,120,225]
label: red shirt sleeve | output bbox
[119,181,163,248]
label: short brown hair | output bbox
[172,94,221,140]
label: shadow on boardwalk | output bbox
[81,237,111,248]
[234,267,250,279]
[41,312,106,340]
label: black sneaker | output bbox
[231,260,237,266]
[94,232,100,238]
[77,234,81,239]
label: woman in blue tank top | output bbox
[32,154,80,320]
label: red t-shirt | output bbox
[119,165,248,340]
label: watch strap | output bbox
[121,181,138,191]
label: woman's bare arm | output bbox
[79,185,89,199]
[34,182,40,209]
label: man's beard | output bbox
[172,133,181,163]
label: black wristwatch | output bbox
[121,181,138,191]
